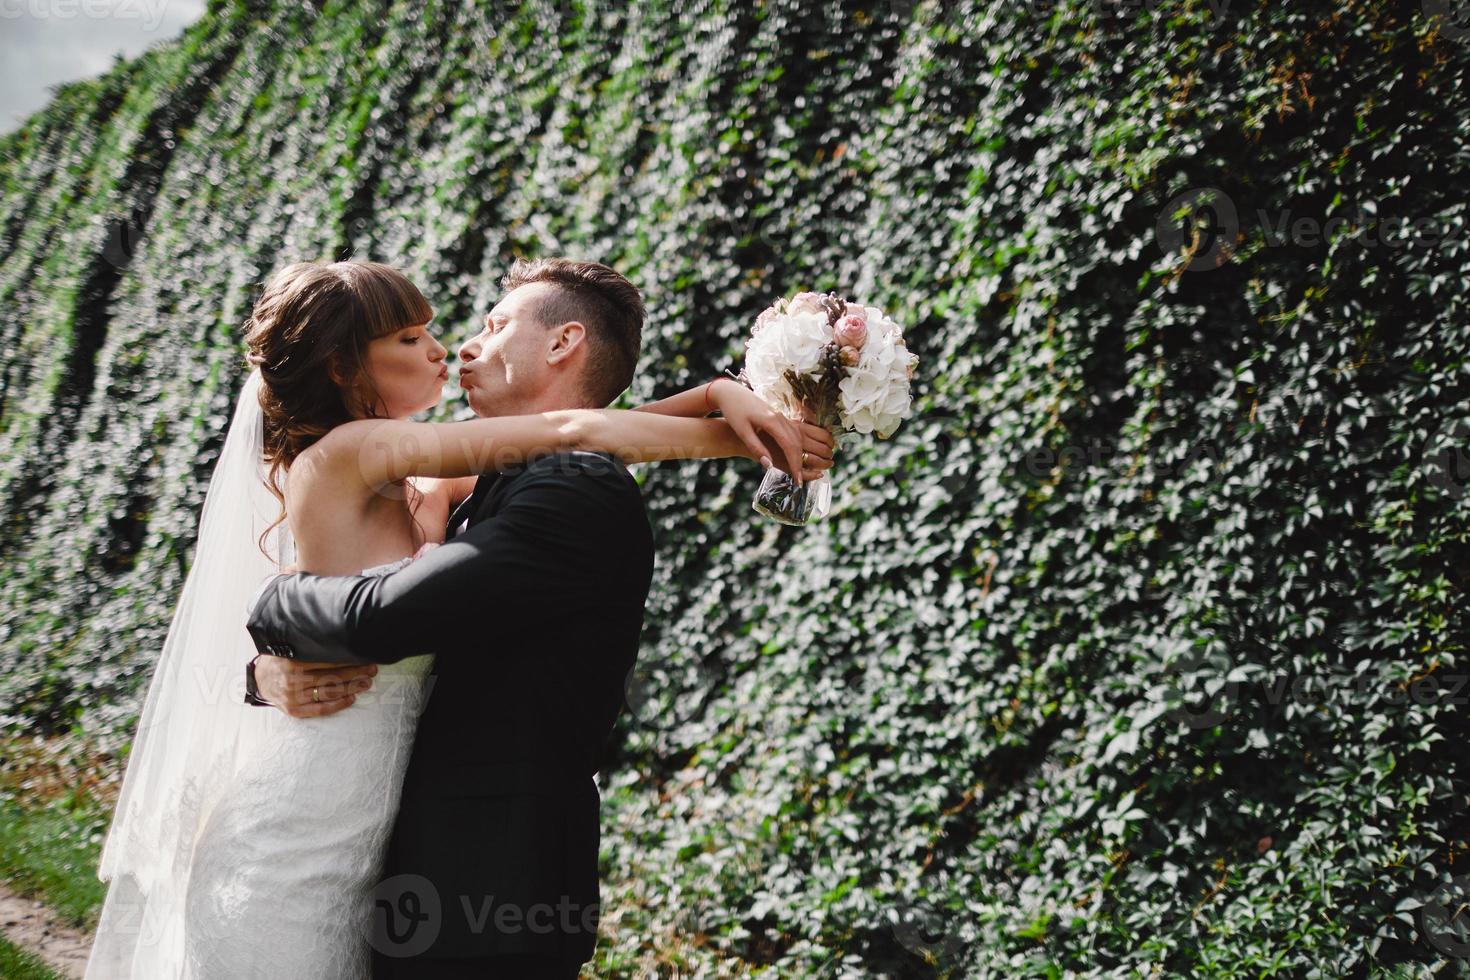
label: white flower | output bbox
[743,310,832,405]
[745,292,917,439]
[837,323,916,438]
[865,306,904,344]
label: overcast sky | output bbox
[0,0,208,132]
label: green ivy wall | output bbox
[1,0,1467,974]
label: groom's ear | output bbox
[545,320,587,366]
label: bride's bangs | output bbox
[339,261,435,338]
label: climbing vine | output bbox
[1,0,1467,974]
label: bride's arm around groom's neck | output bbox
[245,451,652,665]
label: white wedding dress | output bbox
[85,371,438,980]
[88,555,434,980]
[181,555,434,979]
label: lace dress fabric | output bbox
[180,553,434,979]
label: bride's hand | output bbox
[253,655,378,719]
[711,379,836,483]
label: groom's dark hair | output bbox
[502,257,645,407]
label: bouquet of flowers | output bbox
[741,290,918,525]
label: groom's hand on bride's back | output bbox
[253,655,379,718]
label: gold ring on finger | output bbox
[312,686,320,703]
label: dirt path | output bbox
[0,882,90,979]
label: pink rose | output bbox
[788,291,825,316]
[834,314,868,350]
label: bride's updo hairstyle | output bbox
[244,260,434,541]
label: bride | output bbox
[83,259,834,979]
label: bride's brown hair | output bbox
[244,260,434,548]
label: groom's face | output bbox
[456,282,559,417]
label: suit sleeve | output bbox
[244,457,647,665]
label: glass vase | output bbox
[752,467,833,526]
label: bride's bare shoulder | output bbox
[286,420,392,506]
[305,418,391,456]
[293,419,402,473]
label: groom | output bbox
[243,258,655,979]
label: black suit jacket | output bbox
[244,451,654,964]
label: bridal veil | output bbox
[86,368,292,978]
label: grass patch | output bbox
[0,934,62,980]
[0,734,113,930]
[0,801,107,929]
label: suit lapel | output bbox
[445,473,498,540]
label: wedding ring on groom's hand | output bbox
[312,687,320,703]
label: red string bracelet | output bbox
[704,376,725,415]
